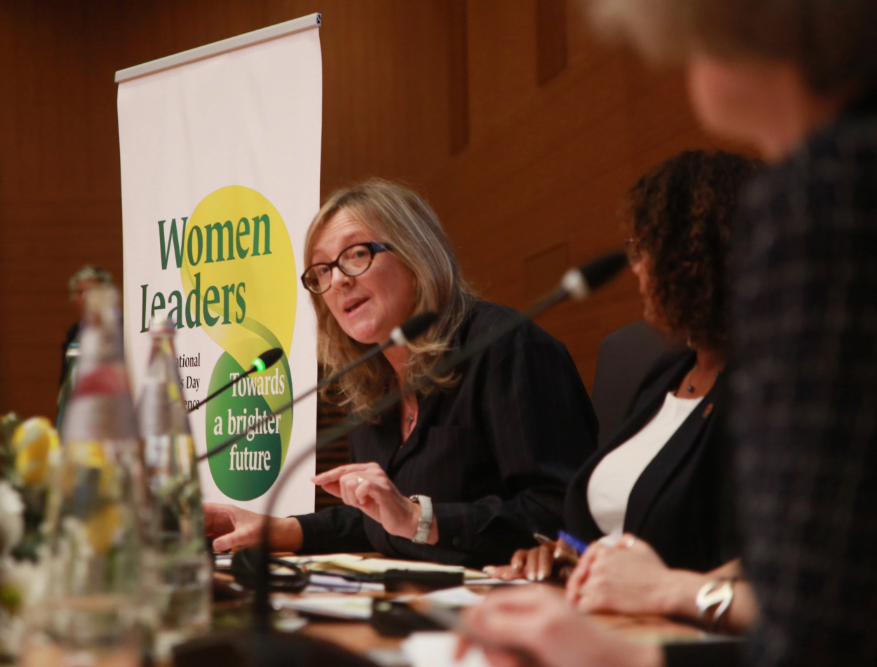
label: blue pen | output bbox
[557,530,589,556]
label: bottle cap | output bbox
[148,315,176,334]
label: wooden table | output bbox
[293,586,705,663]
[301,607,705,655]
[215,562,708,666]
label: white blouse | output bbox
[587,392,703,537]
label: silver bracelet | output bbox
[409,494,433,544]
[695,578,736,629]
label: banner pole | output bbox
[114,13,321,84]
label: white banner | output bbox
[117,14,322,516]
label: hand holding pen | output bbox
[554,530,588,564]
[483,531,589,582]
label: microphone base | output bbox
[173,628,380,667]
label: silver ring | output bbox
[356,477,365,485]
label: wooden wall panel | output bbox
[0,2,127,418]
[466,0,538,144]
[0,0,747,430]
[447,0,470,155]
[0,1,454,418]
[420,10,743,389]
[536,0,568,86]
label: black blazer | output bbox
[564,348,736,572]
[297,301,599,567]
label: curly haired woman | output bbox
[486,151,761,631]
[462,0,877,662]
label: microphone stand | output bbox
[195,311,438,463]
[188,352,281,413]
[172,254,625,666]
[251,253,626,631]
[194,341,390,462]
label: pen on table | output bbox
[533,532,555,547]
[555,531,588,565]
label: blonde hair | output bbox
[304,178,476,416]
[587,0,877,94]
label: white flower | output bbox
[0,559,40,603]
[0,483,24,557]
[0,558,39,659]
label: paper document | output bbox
[465,578,529,587]
[278,554,489,580]
[279,553,365,566]
[335,557,488,580]
[305,573,385,593]
[414,586,485,607]
[214,554,234,569]
[273,594,374,620]
[402,632,491,667]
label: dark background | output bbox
[0,0,741,422]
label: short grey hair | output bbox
[68,265,113,295]
[587,0,877,94]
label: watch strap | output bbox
[410,494,433,544]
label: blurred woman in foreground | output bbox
[460,0,877,665]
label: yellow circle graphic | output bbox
[183,186,296,498]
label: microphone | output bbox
[392,311,441,346]
[306,251,628,452]
[252,348,285,373]
[577,250,629,292]
[316,311,440,400]
[197,251,624,465]
[188,348,285,413]
[174,252,627,667]
[193,311,439,462]
[248,250,628,630]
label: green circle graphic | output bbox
[206,352,291,500]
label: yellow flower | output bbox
[13,417,60,486]
[85,503,123,554]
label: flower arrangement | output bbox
[0,413,58,661]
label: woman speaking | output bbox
[204,178,598,567]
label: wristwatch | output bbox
[409,494,433,544]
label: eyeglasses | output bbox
[300,242,393,294]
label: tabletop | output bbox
[212,555,711,667]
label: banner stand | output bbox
[115,14,321,84]
[117,14,322,516]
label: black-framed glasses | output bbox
[300,241,393,294]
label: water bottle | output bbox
[137,316,211,660]
[56,341,79,430]
[25,285,144,667]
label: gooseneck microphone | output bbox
[247,251,628,631]
[314,310,440,401]
[194,311,439,462]
[173,253,628,666]
[188,348,285,413]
